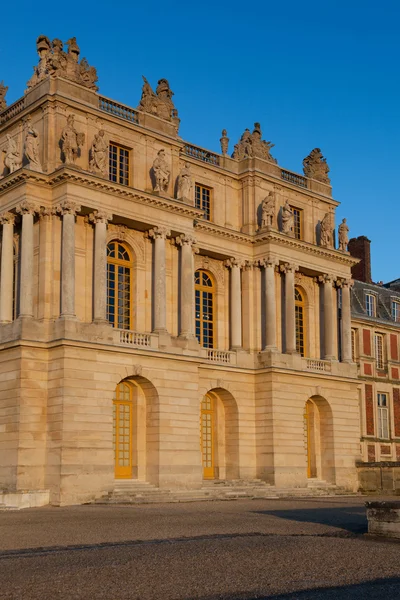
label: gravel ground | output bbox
[0,497,399,599]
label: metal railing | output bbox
[99,96,139,125]
[183,144,220,166]
[0,98,25,125]
[305,359,331,373]
[118,330,151,347]
[206,349,232,364]
[281,169,307,189]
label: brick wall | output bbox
[365,384,374,436]
[391,334,399,361]
[348,236,372,283]
[393,388,400,437]
[363,329,371,356]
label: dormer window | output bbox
[392,300,400,323]
[365,293,376,317]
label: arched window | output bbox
[295,287,306,356]
[195,270,215,348]
[107,241,133,329]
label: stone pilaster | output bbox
[339,278,353,363]
[319,274,337,360]
[148,226,171,333]
[225,258,244,349]
[89,210,112,323]
[280,263,299,354]
[260,257,278,350]
[0,212,16,323]
[176,234,198,339]
[16,201,38,318]
[56,200,81,318]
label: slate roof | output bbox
[351,279,400,327]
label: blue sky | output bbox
[1,1,399,281]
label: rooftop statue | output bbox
[303,148,330,184]
[338,218,349,252]
[0,81,8,111]
[137,77,180,130]
[26,35,98,92]
[232,123,277,163]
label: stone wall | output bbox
[357,461,400,494]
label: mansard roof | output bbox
[351,279,400,326]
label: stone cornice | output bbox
[255,229,360,267]
[0,168,204,219]
[194,220,252,244]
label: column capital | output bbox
[336,277,353,289]
[39,206,54,220]
[259,256,277,269]
[175,233,198,252]
[318,273,337,285]
[55,200,81,216]
[224,257,245,269]
[89,209,113,224]
[147,225,171,240]
[280,262,299,274]
[243,260,257,271]
[0,212,16,225]
[16,200,38,216]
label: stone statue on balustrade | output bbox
[319,212,333,248]
[260,192,276,229]
[137,76,180,130]
[220,130,229,155]
[338,218,349,252]
[303,148,330,184]
[0,81,8,111]
[232,123,277,163]
[89,129,108,177]
[281,200,294,236]
[24,116,42,172]
[152,149,170,193]
[176,162,193,201]
[61,114,85,165]
[26,35,98,92]
[3,135,22,174]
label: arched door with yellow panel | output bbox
[107,241,133,330]
[201,394,215,479]
[113,382,133,479]
[295,287,306,357]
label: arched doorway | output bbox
[112,377,159,483]
[200,388,239,480]
[304,396,335,483]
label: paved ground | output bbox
[0,497,400,599]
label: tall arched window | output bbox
[107,241,133,329]
[195,270,215,348]
[295,287,306,356]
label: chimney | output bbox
[348,236,372,283]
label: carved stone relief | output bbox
[61,114,85,165]
[3,134,22,174]
[137,76,180,130]
[24,115,42,172]
[0,81,8,111]
[232,123,277,163]
[303,148,330,184]
[89,129,108,177]
[152,149,170,193]
[176,162,193,201]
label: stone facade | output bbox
[0,36,366,505]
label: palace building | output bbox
[0,36,398,506]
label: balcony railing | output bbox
[183,144,220,166]
[0,97,25,125]
[206,349,233,364]
[118,330,151,347]
[99,96,139,125]
[281,169,307,189]
[305,359,332,373]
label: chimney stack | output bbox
[348,236,372,283]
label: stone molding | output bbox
[0,212,16,225]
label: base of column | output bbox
[263,345,278,352]
[93,318,109,325]
[324,355,336,361]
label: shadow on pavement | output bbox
[253,505,368,534]
[194,576,400,599]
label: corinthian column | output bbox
[0,212,16,323]
[148,226,171,333]
[56,200,81,318]
[280,263,298,354]
[16,201,38,318]
[319,274,336,360]
[260,257,277,350]
[340,278,353,362]
[225,258,244,349]
[176,234,197,339]
[89,210,112,323]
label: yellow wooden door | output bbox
[305,401,312,478]
[201,395,214,479]
[113,383,133,479]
